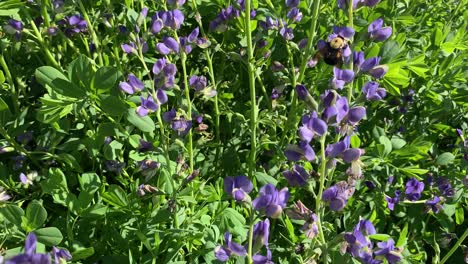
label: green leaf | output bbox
[126,109,155,132]
[435,152,455,165]
[100,95,128,116]
[378,136,392,157]
[34,227,63,246]
[71,247,95,260]
[0,205,24,227]
[255,171,278,186]
[0,97,10,113]
[25,200,47,230]
[391,137,406,150]
[368,234,391,241]
[102,185,128,208]
[35,66,86,98]
[103,140,123,160]
[0,70,5,83]
[455,207,464,225]
[216,208,246,238]
[68,55,94,91]
[379,40,399,64]
[396,223,408,247]
[79,173,101,194]
[93,67,120,93]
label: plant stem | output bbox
[244,0,257,179]
[247,206,255,264]
[346,1,354,103]
[440,227,468,264]
[315,134,328,263]
[77,0,104,66]
[0,53,19,113]
[180,52,194,173]
[24,10,60,68]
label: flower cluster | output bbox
[4,233,71,264]
[343,219,401,264]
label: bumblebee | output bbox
[314,36,348,67]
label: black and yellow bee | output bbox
[314,36,348,68]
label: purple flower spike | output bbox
[368,18,392,42]
[362,81,386,101]
[252,219,270,251]
[214,232,247,262]
[287,7,303,22]
[252,184,289,218]
[136,95,158,117]
[282,165,310,186]
[375,238,402,264]
[405,178,424,201]
[52,246,72,264]
[322,181,354,211]
[189,75,208,91]
[6,233,51,264]
[385,190,400,211]
[224,175,253,202]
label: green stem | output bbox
[40,0,51,28]
[24,10,60,68]
[440,228,468,264]
[0,53,19,113]
[315,134,328,262]
[244,0,257,179]
[346,1,354,103]
[77,0,104,66]
[247,206,255,264]
[180,52,194,173]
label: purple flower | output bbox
[253,249,273,264]
[368,18,392,42]
[374,239,402,264]
[405,178,424,201]
[224,175,253,202]
[298,111,327,142]
[353,51,365,71]
[344,219,376,260]
[385,190,400,211]
[136,95,159,117]
[287,7,303,22]
[5,233,50,264]
[361,57,381,72]
[271,61,284,72]
[52,247,72,264]
[325,136,350,158]
[153,59,177,89]
[284,141,315,161]
[214,232,247,262]
[252,219,270,252]
[20,172,37,185]
[282,165,310,186]
[163,109,177,122]
[369,65,388,79]
[0,187,11,202]
[170,117,192,136]
[159,10,184,30]
[105,160,126,174]
[252,184,289,218]
[69,14,87,30]
[322,181,354,211]
[286,0,300,7]
[362,81,386,100]
[4,19,23,33]
[279,26,294,40]
[260,17,279,30]
[138,139,154,152]
[329,26,355,41]
[436,177,454,197]
[425,196,443,214]
[189,75,208,91]
[331,67,354,89]
[119,74,144,94]
[121,43,137,54]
